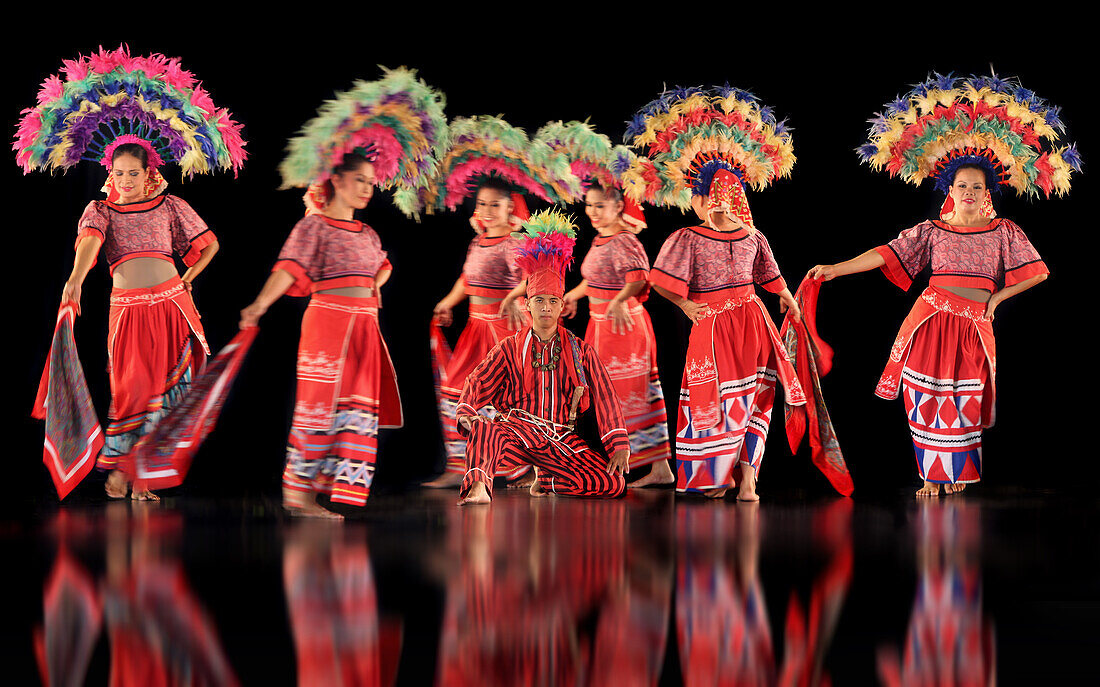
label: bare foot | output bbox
[915,481,940,498]
[422,472,463,489]
[954,483,967,493]
[459,481,492,506]
[506,472,536,489]
[130,489,160,502]
[705,488,728,499]
[737,465,760,502]
[628,461,676,488]
[285,500,344,520]
[105,471,128,499]
[529,469,547,497]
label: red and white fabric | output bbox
[274,215,392,296]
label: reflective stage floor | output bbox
[6,487,1097,685]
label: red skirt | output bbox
[675,292,805,493]
[430,301,528,479]
[877,287,995,485]
[585,298,671,469]
[98,276,208,471]
[283,294,402,506]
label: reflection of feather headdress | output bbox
[534,120,647,231]
[421,116,581,220]
[857,72,1082,199]
[15,45,247,181]
[279,66,449,218]
[622,85,795,229]
[512,209,577,298]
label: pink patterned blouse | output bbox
[875,218,1048,292]
[76,195,216,275]
[579,231,651,300]
[651,226,786,303]
[274,215,392,297]
[460,234,523,299]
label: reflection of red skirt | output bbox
[585,299,670,469]
[675,293,804,492]
[283,294,403,506]
[430,301,528,479]
[877,287,995,485]
[98,276,208,471]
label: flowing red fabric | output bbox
[125,327,259,491]
[780,278,854,496]
[32,302,104,500]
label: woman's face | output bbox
[110,153,150,203]
[475,187,513,230]
[584,187,624,231]
[949,167,988,213]
[331,161,376,210]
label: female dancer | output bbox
[809,73,1078,497]
[425,177,528,488]
[70,143,219,500]
[422,115,579,488]
[623,86,806,501]
[564,182,673,486]
[241,154,399,517]
[243,68,448,517]
[18,46,246,500]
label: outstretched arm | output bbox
[239,269,296,328]
[62,235,103,315]
[433,276,467,326]
[986,273,1047,320]
[807,249,886,281]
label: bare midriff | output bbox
[469,295,504,306]
[316,286,374,298]
[113,257,179,289]
[941,285,991,303]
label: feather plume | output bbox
[419,115,579,217]
[856,71,1081,199]
[623,84,794,207]
[278,66,448,219]
[511,209,578,277]
[14,44,247,179]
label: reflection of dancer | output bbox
[623,86,806,500]
[877,501,994,686]
[457,211,630,505]
[808,73,1078,497]
[18,46,246,501]
[536,121,673,487]
[241,69,447,516]
[676,502,775,684]
[283,524,400,687]
[35,509,240,686]
[425,116,579,488]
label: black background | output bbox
[7,21,1094,505]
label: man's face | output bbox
[526,294,564,328]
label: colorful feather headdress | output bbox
[14,45,247,179]
[857,72,1082,199]
[420,115,581,217]
[534,120,647,231]
[279,66,448,219]
[512,209,578,298]
[621,84,796,215]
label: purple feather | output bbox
[857,143,879,162]
[887,96,910,116]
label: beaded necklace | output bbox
[530,334,562,370]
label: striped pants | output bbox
[461,419,625,500]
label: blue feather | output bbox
[857,143,879,162]
[886,96,910,116]
[1062,143,1083,172]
